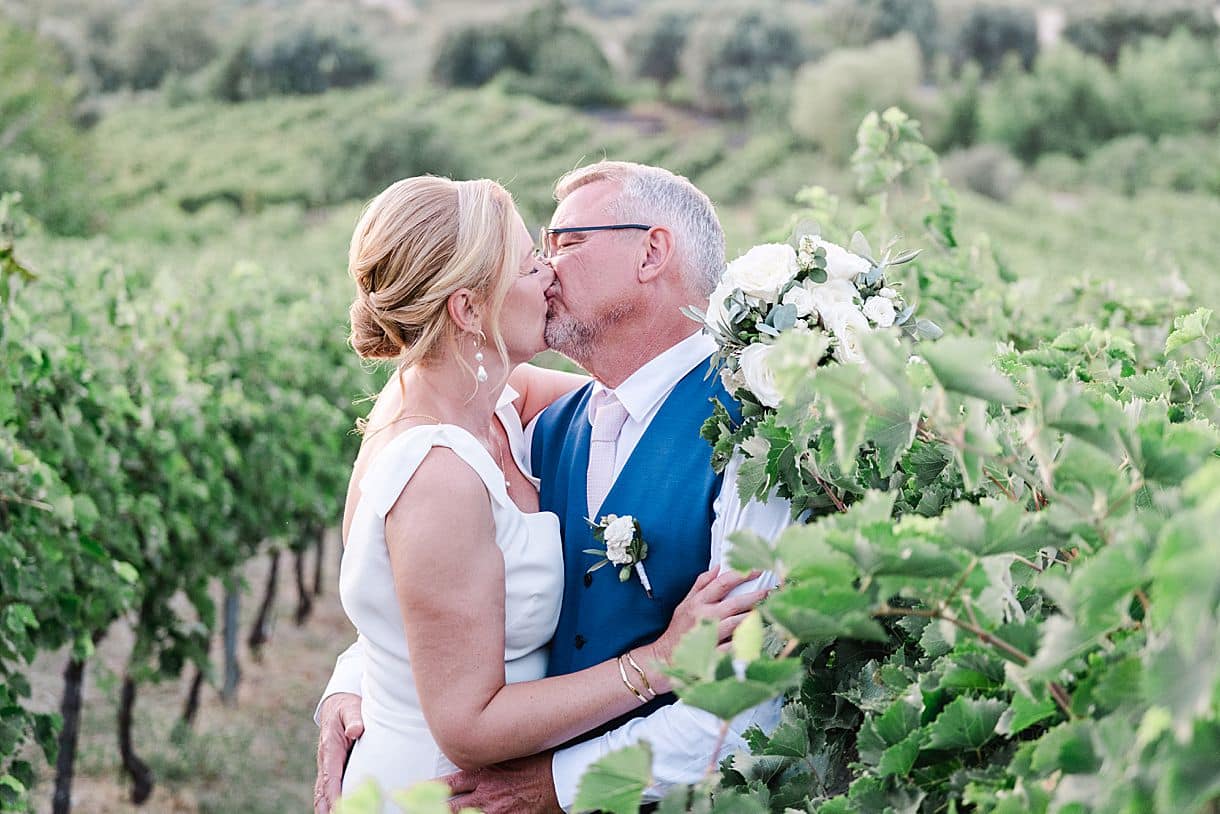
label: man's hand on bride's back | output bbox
[314,692,364,814]
[654,565,770,664]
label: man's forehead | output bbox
[550,180,620,227]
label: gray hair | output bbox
[554,161,725,297]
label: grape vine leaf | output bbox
[572,742,652,814]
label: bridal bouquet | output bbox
[684,231,943,515]
[687,233,940,411]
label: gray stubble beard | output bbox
[544,301,634,370]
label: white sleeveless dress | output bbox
[339,387,564,806]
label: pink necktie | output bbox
[586,393,629,519]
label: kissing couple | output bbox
[314,161,792,814]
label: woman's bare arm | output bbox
[507,363,589,427]
[387,451,761,770]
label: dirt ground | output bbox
[26,532,355,813]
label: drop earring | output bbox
[475,331,488,384]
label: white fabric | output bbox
[319,337,794,811]
[336,387,563,810]
[585,392,629,518]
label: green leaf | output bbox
[923,696,1005,751]
[762,716,809,758]
[1165,308,1211,353]
[678,679,785,721]
[726,530,777,574]
[732,611,765,663]
[1030,721,1100,775]
[391,780,479,814]
[997,691,1058,736]
[744,657,804,687]
[766,584,888,643]
[877,732,921,777]
[921,338,1019,405]
[572,742,652,814]
[668,620,720,683]
[735,456,770,504]
[334,779,381,814]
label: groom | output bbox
[315,161,790,813]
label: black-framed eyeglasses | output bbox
[537,223,651,259]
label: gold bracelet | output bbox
[624,650,657,698]
[617,655,647,704]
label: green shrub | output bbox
[926,60,982,152]
[0,20,95,234]
[205,23,379,101]
[683,8,806,118]
[1149,133,1220,195]
[862,0,941,60]
[112,0,217,90]
[430,1,618,107]
[1083,133,1220,197]
[321,112,475,203]
[1112,29,1220,138]
[1082,133,1155,196]
[789,34,922,161]
[1032,152,1086,188]
[498,26,619,107]
[942,143,1023,201]
[1064,4,1219,65]
[952,4,1038,76]
[431,24,525,88]
[628,8,694,96]
[980,46,1120,161]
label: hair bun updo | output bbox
[348,296,408,360]
[346,175,523,369]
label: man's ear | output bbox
[446,288,482,335]
[638,226,676,284]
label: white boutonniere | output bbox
[585,514,652,598]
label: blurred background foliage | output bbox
[0,0,1217,808]
[0,0,1216,262]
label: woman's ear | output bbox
[638,226,676,284]
[446,288,482,335]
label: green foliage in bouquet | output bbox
[575,110,1220,814]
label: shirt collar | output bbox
[589,331,717,425]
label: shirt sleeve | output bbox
[522,411,540,478]
[550,453,793,810]
[313,637,366,726]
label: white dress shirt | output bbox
[318,331,793,809]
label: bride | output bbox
[334,176,763,806]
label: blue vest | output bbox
[531,356,741,733]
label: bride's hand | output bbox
[638,566,770,692]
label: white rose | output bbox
[606,538,631,565]
[719,364,746,394]
[808,278,858,325]
[604,515,635,546]
[603,515,636,565]
[862,296,897,328]
[738,343,782,408]
[879,286,898,299]
[723,244,798,302]
[809,238,872,282]
[823,304,871,364]
[781,283,816,317]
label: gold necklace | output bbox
[397,413,443,425]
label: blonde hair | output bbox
[347,177,524,379]
[554,160,725,296]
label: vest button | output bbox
[583,573,593,588]
[574,634,586,649]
